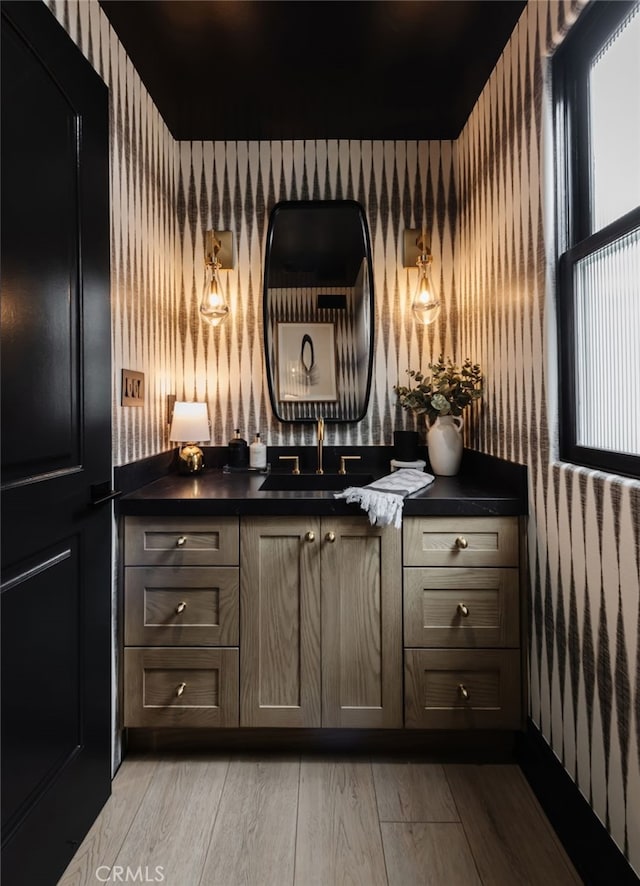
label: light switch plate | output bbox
[121,369,144,406]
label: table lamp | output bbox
[169,401,210,474]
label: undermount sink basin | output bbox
[259,473,375,492]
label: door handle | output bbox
[90,482,122,506]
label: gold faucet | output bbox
[316,415,324,474]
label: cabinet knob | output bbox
[176,601,187,614]
[325,531,336,543]
[176,682,186,697]
[304,531,315,542]
[457,603,469,617]
[458,683,470,700]
[455,536,468,550]
[176,535,187,547]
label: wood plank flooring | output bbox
[58,754,582,886]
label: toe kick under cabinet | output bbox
[123,516,240,727]
[403,516,524,730]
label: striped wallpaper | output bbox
[457,0,640,873]
[48,0,640,873]
[47,0,178,467]
[176,138,458,448]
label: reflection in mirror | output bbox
[263,200,374,423]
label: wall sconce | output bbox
[200,229,233,327]
[404,228,441,325]
[169,401,211,474]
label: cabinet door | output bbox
[124,566,239,646]
[321,519,402,728]
[124,647,239,728]
[403,567,520,648]
[124,516,239,566]
[403,517,519,567]
[240,517,321,727]
[404,648,521,729]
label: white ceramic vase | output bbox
[427,415,463,476]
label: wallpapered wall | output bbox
[47,0,178,466]
[457,0,640,872]
[49,0,640,872]
[176,138,457,447]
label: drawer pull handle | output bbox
[305,531,315,542]
[176,682,186,697]
[176,601,187,614]
[458,683,470,700]
[176,536,187,547]
[457,603,469,617]
[455,536,468,550]
[325,531,336,543]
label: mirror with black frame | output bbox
[263,200,374,423]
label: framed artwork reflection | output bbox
[277,322,338,402]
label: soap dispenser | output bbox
[228,428,248,469]
[249,432,267,469]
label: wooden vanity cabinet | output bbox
[402,516,523,729]
[240,516,402,729]
[122,516,240,728]
[121,511,524,736]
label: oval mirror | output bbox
[263,200,374,423]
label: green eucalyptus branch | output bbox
[394,355,483,425]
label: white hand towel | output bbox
[334,468,435,528]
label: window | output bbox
[555,0,640,477]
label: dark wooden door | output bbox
[1,3,112,883]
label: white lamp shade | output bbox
[169,401,210,443]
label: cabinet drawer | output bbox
[404,567,519,648]
[404,649,521,729]
[123,647,239,727]
[403,517,518,567]
[124,516,239,566]
[124,567,239,646]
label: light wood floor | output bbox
[58,754,582,886]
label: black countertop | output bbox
[116,447,528,518]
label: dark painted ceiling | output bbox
[99,0,527,142]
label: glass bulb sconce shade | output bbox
[200,229,231,327]
[169,401,210,474]
[200,258,229,326]
[411,250,440,325]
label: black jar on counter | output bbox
[393,429,419,462]
[228,429,249,468]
